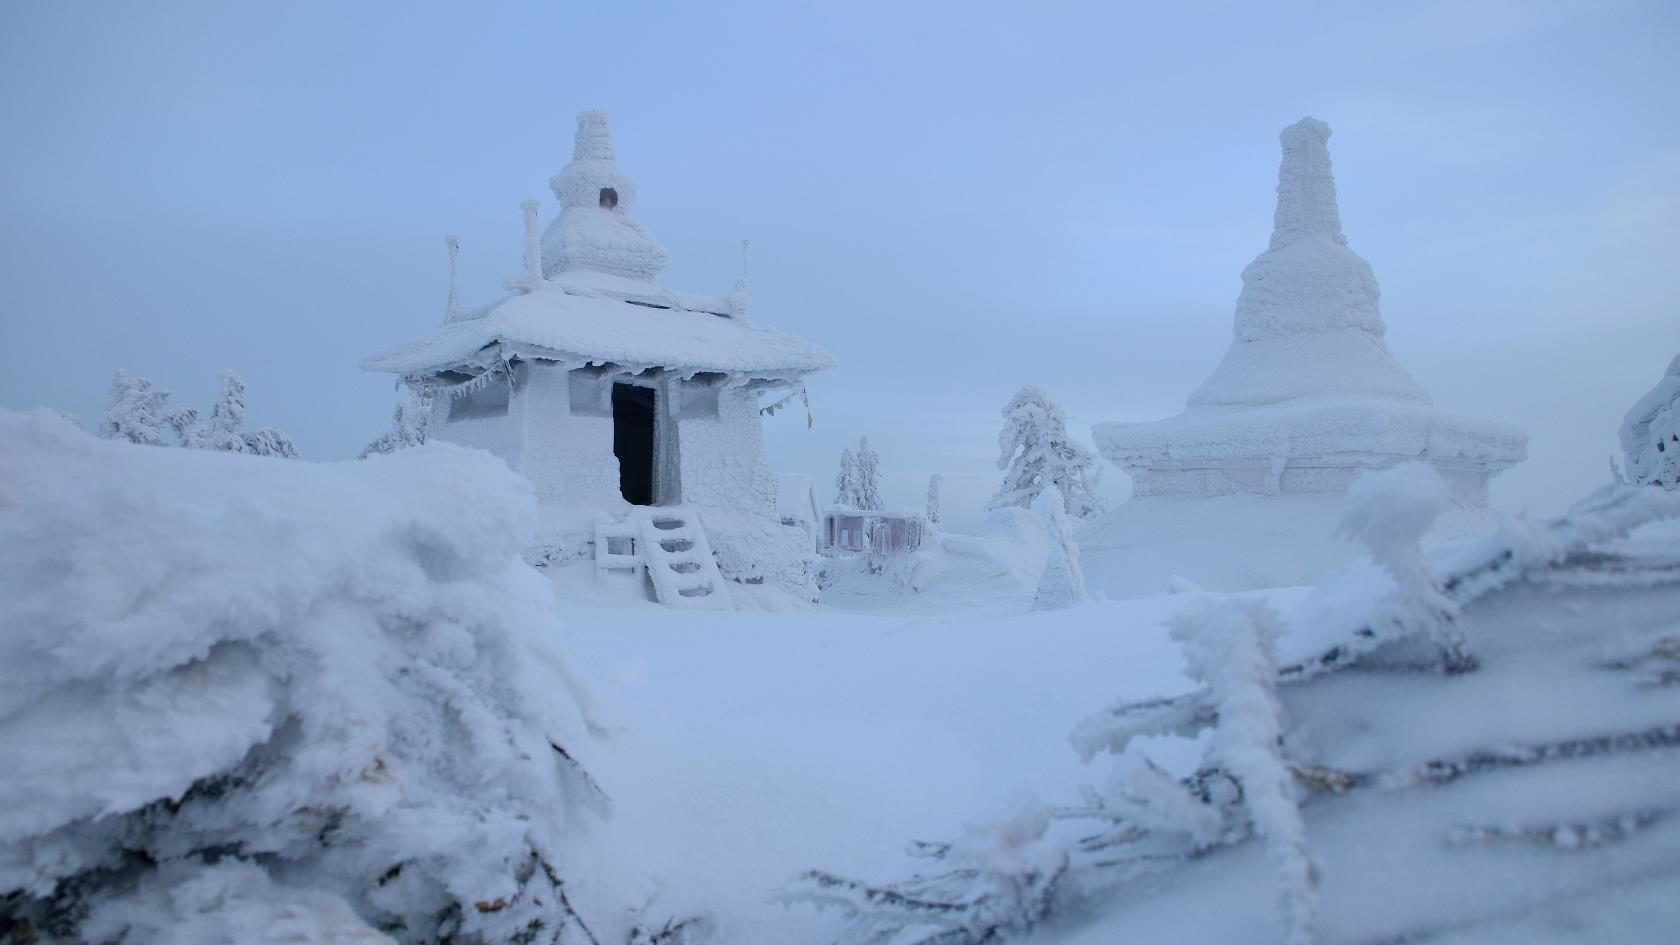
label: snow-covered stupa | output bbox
[1083,118,1527,596]
[364,111,835,604]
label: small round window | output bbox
[599,187,619,209]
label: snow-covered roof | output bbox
[364,110,834,380]
[1098,118,1525,471]
[363,283,836,377]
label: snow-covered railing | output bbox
[821,507,926,556]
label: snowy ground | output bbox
[557,589,1301,942]
[6,409,1678,945]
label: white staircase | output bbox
[594,506,733,609]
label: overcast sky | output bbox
[3,0,1677,529]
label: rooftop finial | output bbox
[729,238,752,322]
[1270,117,1345,249]
[443,234,462,321]
[519,197,543,288]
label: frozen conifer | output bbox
[990,386,1104,519]
[835,447,860,508]
[362,387,433,458]
[854,437,884,511]
[98,370,172,446]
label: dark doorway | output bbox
[612,383,656,505]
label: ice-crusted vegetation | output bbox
[0,410,606,944]
[1619,354,1680,490]
[100,369,298,458]
[790,471,1680,945]
[989,385,1105,521]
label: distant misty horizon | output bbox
[4,1,1677,531]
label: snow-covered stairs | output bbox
[594,506,733,609]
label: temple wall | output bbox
[519,362,622,512]
[676,386,777,517]
[428,373,527,473]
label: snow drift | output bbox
[0,410,601,944]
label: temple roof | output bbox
[362,283,835,378]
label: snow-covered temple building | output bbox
[1084,118,1527,596]
[364,111,834,605]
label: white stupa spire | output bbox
[540,110,670,282]
[1192,118,1424,406]
[572,109,616,162]
[1270,118,1345,250]
[1229,116,1385,346]
[1091,116,1529,571]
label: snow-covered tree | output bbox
[1031,489,1089,611]
[184,369,296,457]
[989,385,1105,520]
[98,370,174,445]
[854,437,884,511]
[1619,354,1680,489]
[362,387,433,458]
[98,369,297,457]
[926,473,943,526]
[835,447,860,508]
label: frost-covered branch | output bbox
[1338,463,1474,673]
[1171,598,1317,945]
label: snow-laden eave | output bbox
[1094,398,1529,471]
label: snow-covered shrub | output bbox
[1030,489,1088,611]
[988,385,1104,520]
[363,386,433,458]
[1170,598,1317,945]
[1338,462,1473,672]
[853,437,884,511]
[0,409,602,944]
[1619,354,1680,489]
[833,447,859,508]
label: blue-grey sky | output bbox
[3,0,1677,529]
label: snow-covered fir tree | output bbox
[835,447,860,508]
[196,370,300,458]
[98,369,298,458]
[989,385,1105,519]
[854,437,884,511]
[1620,354,1680,489]
[1031,489,1089,611]
[98,370,176,446]
[926,473,943,526]
[362,386,433,458]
